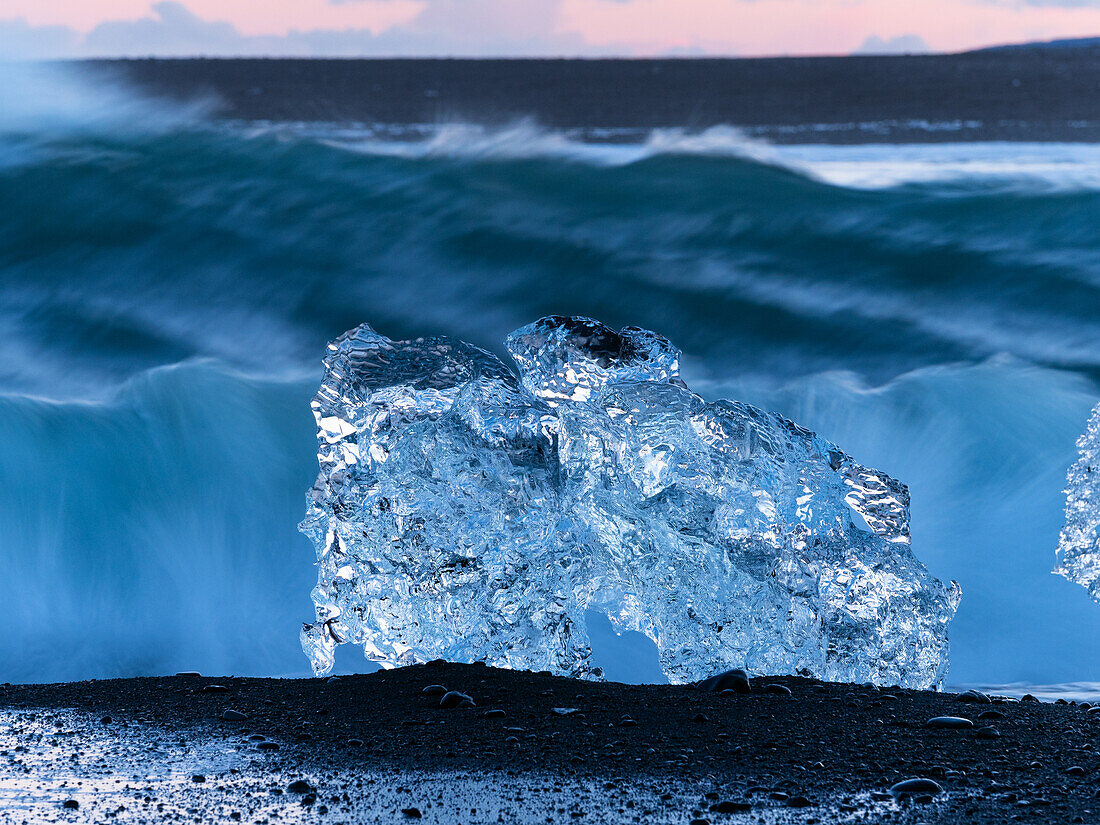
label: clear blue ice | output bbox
[301,317,960,688]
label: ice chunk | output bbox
[301,317,960,688]
[1055,403,1100,599]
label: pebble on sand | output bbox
[287,780,315,794]
[439,691,475,709]
[926,716,974,729]
[889,778,944,798]
[710,800,751,813]
[221,709,249,721]
[957,689,991,704]
[697,669,751,694]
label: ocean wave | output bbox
[242,118,1100,192]
[2,102,1100,399]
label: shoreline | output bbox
[3,662,1099,823]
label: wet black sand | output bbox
[3,662,1100,823]
[83,51,1100,143]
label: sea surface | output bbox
[2,62,1099,690]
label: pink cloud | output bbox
[559,0,1100,55]
[6,0,423,38]
[4,0,1100,56]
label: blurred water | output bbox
[1,63,1097,685]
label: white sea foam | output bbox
[252,118,1100,191]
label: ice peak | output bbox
[505,315,681,406]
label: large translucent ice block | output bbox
[301,316,960,688]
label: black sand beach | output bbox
[87,50,1100,143]
[4,662,1100,823]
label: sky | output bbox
[2,0,1100,58]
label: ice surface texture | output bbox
[1056,404,1100,599]
[301,317,960,688]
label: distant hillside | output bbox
[88,49,1100,144]
[977,36,1100,52]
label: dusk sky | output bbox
[3,0,1100,58]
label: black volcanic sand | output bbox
[83,52,1100,143]
[2,663,1100,823]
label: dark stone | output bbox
[202,685,230,694]
[191,775,206,783]
[482,709,506,718]
[786,796,812,808]
[711,800,751,813]
[974,726,1000,739]
[402,807,422,818]
[221,709,249,721]
[257,741,280,750]
[421,685,448,696]
[1067,766,1087,776]
[977,710,1006,721]
[763,684,793,696]
[288,780,314,794]
[889,778,944,798]
[1021,694,1039,702]
[439,691,475,709]
[62,800,79,810]
[926,716,974,729]
[697,669,750,694]
[957,689,991,704]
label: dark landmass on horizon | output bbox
[3,663,1100,823]
[84,46,1100,143]
[978,35,1100,52]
